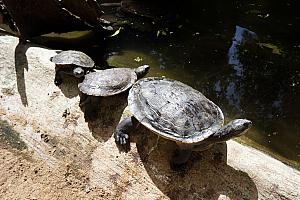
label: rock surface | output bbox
[0,34,299,199]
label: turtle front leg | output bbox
[114,116,135,145]
[54,70,64,86]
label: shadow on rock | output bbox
[14,41,29,106]
[83,93,128,142]
[0,119,27,150]
[135,129,258,200]
[57,76,82,99]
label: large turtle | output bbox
[114,77,252,166]
[50,50,95,86]
[78,65,150,120]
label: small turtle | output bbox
[78,65,150,120]
[50,50,95,86]
[114,77,252,167]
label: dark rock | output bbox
[2,0,110,40]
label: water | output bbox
[39,0,300,168]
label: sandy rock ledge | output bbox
[0,34,299,200]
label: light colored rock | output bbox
[0,34,299,200]
[227,140,300,199]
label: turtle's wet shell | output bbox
[78,68,137,96]
[51,50,94,68]
[128,77,224,144]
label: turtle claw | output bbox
[114,131,130,152]
[114,131,129,145]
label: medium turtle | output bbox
[114,77,252,166]
[78,65,150,120]
[50,50,95,86]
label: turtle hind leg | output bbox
[170,149,192,171]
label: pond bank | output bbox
[0,34,299,199]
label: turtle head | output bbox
[210,119,252,143]
[135,65,150,79]
[73,67,85,78]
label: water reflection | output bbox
[228,25,257,76]
[199,25,299,167]
[229,40,300,166]
[219,25,257,110]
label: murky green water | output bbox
[39,0,300,168]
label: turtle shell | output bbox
[51,50,94,68]
[128,77,224,144]
[78,68,137,96]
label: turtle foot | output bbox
[114,131,129,145]
[114,117,135,152]
[54,78,62,86]
[114,116,134,146]
[114,130,130,152]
